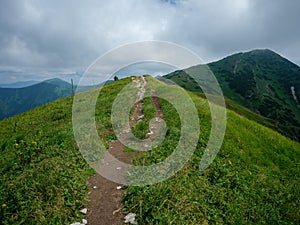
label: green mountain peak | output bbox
[165,49,300,140]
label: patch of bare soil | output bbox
[85,141,135,225]
[85,77,164,225]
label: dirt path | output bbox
[84,76,164,225]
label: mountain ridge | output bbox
[164,49,300,140]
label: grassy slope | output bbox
[0,76,299,224]
[0,96,92,224]
[163,70,300,141]
[124,77,300,224]
[0,78,131,224]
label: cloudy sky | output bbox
[0,0,299,84]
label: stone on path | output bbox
[124,212,137,224]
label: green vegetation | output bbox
[0,76,299,224]
[95,78,133,142]
[164,49,300,141]
[132,76,299,224]
[0,77,133,224]
[131,96,156,139]
[123,77,300,224]
[0,96,93,224]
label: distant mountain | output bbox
[164,49,300,140]
[0,78,72,120]
[44,78,71,86]
[0,80,39,88]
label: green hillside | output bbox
[0,78,72,121]
[164,49,300,141]
[0,76,299,224]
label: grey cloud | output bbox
[0,0,299,83]
[157,0,300,63]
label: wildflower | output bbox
[228,160,232,165]
[14,143,19,148]
[2,204,7,208]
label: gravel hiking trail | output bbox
[85,76,164,225]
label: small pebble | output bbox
[117,186,122,190]
[138,115,144,120]
[147,131,153,135]
[124,212,137,224]
[80,208,87,214]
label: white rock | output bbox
[124,212,137,224]
[138,115,144,120]
[70,222,81,225]
[116,167,122,170]
[82,219,88,224]
[117,186,122,190]
[93,186,97,189]
[80,208,87,214]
